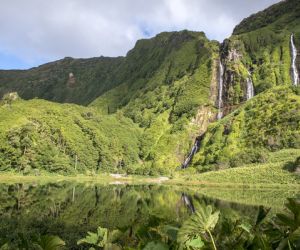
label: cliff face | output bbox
[190,0,300,170]
[216,0,300,117]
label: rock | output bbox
[67,72,76,87]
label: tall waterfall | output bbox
[217,62,224,120]
[181,140,199,169]
[291,34,299,86]
[246,73,254,100]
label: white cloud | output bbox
[0,0,281,68]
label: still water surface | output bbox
[0,182,298,249]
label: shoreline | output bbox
[0,173,299,189]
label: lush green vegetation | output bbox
[0,182,298,249]
[192,86,300,170]
[0,56,126,105]
[0,97,141,175]
[219,0,300,108]
[0,31,220,174]
[233,0,300,35]
[0,1,299,249]
[91,31,219,171]
[0,1,299,177]
[187,159,300,186]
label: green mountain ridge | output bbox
[0,0,299,176]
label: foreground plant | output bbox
[177,205,219,250]
[270,198,300,249]
[77,226,122,250]
[0,235,65,250]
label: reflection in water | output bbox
[0,182,298,249]
[181,193,195,213]
[72,186,75,202]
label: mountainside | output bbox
[192,86,300,169]
[218,0,300,116]
[0,95,141,174]
[0,57,125,105]
[91,31,219,171]
[0,0,299,176]
[0,31,210,106]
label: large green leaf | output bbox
[77,227,109,247]
[289,228,300,241]
[238,223,252,233]
[253,235,272,250]
[78,227,123,249]
[255,206,270,227]
[77,232,100,246]
[185,236,204,249]
[177,205,219,247]
[34,235,65,250]
[276,214,297,228]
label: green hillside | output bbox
[0,0,299,178]
[0,57,125,105]
[0,31,213,106]
[192,86,300,169]
[0,96,141,175]
[219,0,300,112]
[91,31,219,171]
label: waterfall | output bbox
[181,140,199,169]
[291,34,299,86]
[217,61,224,120]
[246,72,254,100]
[181,193,195,213]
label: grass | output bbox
[177,163,299,188]
[181,186,299,213]
[1,162,299,188]
[0,172,172,185]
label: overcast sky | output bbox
[0,0,281,69]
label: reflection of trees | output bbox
[0,183,281,249]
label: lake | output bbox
[0,181,299,249]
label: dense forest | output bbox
[0,0,299,177]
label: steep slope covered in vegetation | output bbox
[91,31,219,171]
[192,86,300,170]
[0,0,299,176]
[0,31,214,106]
[0,31,220,175]
[218,0,300,115]
[0,57,126,105]
[0,97,141,175]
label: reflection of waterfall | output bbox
[181,139,199,169]
[217,61,224,120]
[72,187,76,202]
[181,193,195,213]
[291,34,299,86]
[246,72,254,100]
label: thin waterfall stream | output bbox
[181,139,199,169]
[291,34,299,86]
[246,71,254,100]
[217,61,224,120]
[181,60,225,169]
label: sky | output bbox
[0,0,281,70]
